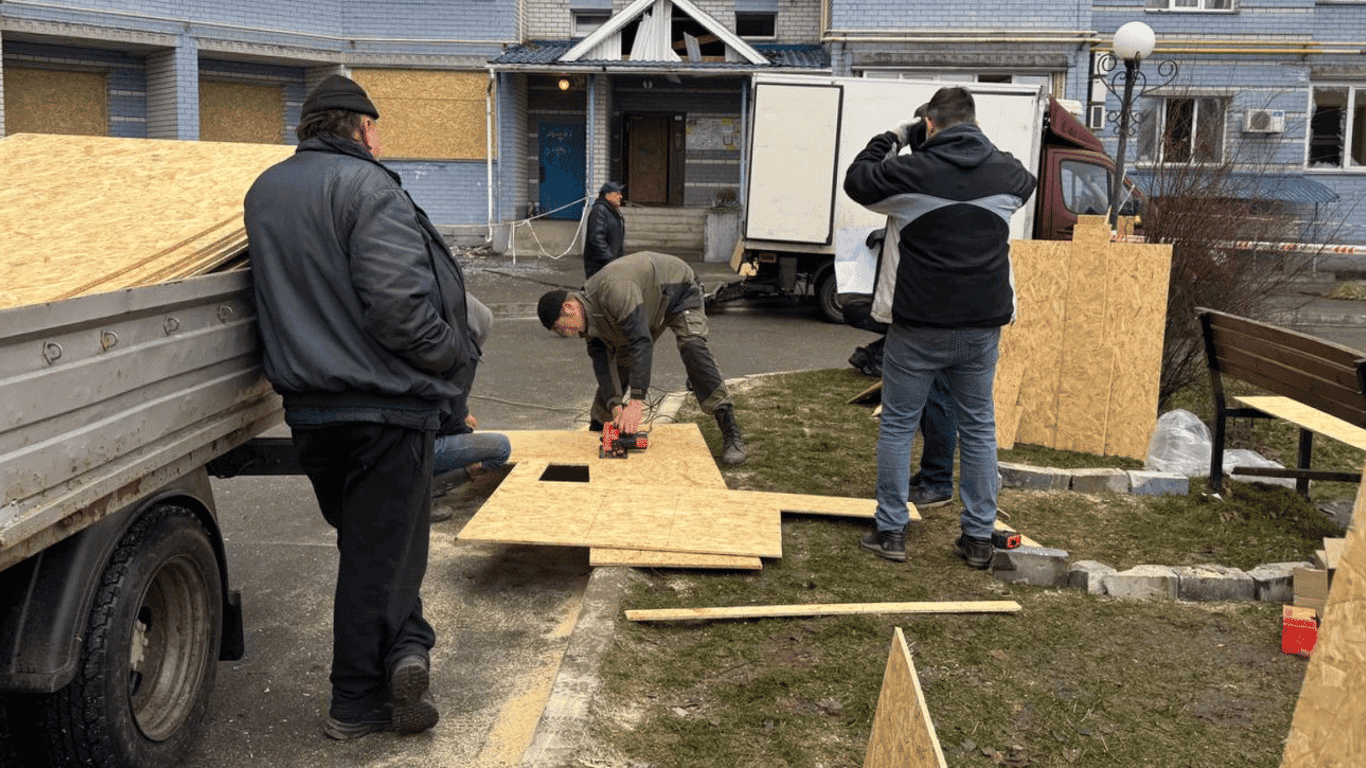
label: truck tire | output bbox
[34,505,222,768]
[815,268,845,324]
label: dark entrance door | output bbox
[626,114,671,205]
[538,120,585,220]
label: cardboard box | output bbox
[1282,605,1319,657]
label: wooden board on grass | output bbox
[864,627,948,768]
[625,600,1022,622]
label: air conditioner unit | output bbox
[1244,109,1286,134]
[1088,105,1107,131]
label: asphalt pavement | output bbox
[183,247,871,768]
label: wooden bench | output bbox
[1198,307,1366,495]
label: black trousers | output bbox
[293,422,437,719]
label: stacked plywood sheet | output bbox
[0,133,293,310]
[460,424,897,570]
[994,216,1172,461]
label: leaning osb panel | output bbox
[1102,237,1171,458]
[863,627,948,768]
[0,134,293,310]
[1053,218,1115,456]
[1281,464,1366,766]
[1002,238,1071,448]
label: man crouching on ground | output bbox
[538,251,747,465]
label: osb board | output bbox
[503,424,726,489]
[1000,238,1071,449]
[1236,396,1366,451]
[863,627,948,768]
[457,460,783,558]
[0,134,293,309]
[350,69,489,161]
[998,216,1171,460]
[200,80,284,145]
[590,549,762,570]
[627,601,1022,622]
[1281,463,1366,767]
[4,67,108,137]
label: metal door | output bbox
[538,121,586,220]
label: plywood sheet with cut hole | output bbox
[457,460,782,558]
[503,423,726,489]
[1281,460,1366,767]
[0,133,293,309]
[1235,396,1366,451]
[863,627,948,768]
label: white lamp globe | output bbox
[1113,22,1156,62]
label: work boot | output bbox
[955,533,995,570]
[859,528,907,562]
[388,655,439,735]
[714,405,747,466]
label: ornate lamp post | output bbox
[1097,22,1176,230]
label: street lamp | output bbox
[1098,21,1176,230]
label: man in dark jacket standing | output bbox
[843,87,1037,568]
[583,181,626,279]
[245,74,476,740]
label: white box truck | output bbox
[713,74,1136,321]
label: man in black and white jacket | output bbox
[843,86,1036,569]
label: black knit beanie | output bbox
[538,290,569,330]
[302,75,379,120]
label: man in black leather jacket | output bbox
[245,74,475,741]
[583,181,625,279]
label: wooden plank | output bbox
[864,627,948,768]
[625,600,1022,622]
[1205,309,1366,370]
[1280,458,1366,767]
[1234,396,1366,451]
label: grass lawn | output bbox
[587,367,1356,768]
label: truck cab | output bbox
[1033,97,1143,242]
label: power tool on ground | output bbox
[991,530,1022,549]
[600,423,649,458]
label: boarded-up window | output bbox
[3,67,108,136]
[200,80,284,144]
[350,69,488,160]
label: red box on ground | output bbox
[1282,605,1319,657]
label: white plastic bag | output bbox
[1145,409,1212,477]
[1144,409,1296,487]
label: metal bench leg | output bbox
[1296,428,1314,498]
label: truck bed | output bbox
[0,271,282,571]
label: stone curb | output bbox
[999,461,1190,496]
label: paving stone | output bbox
[1248,561,1316,602]
[1068,560,1116,595]
[991,546,1070,587]
[1173,564,1255,602]
[1069,468,1131,494]
[1126,470,1189,496]
[1103,564,1179,600]
[998,462,1072,491]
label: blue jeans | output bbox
[876,324,1000,540]
[433,431,511,479]
[916,372,957,496]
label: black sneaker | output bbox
[389,655,439,735]
[908,484,953,509]
[955,533,995,570]
[859,529,906,562]
[323,705,392,740]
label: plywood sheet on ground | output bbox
[457,460,783,558]
[503,424,726,489]
[590,549,762,570]
[0,134,292,309]
[1281,461,1366,766]
[998,216,1170,460]
[863,627,948,768]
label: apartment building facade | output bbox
[2,0,1363,243]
